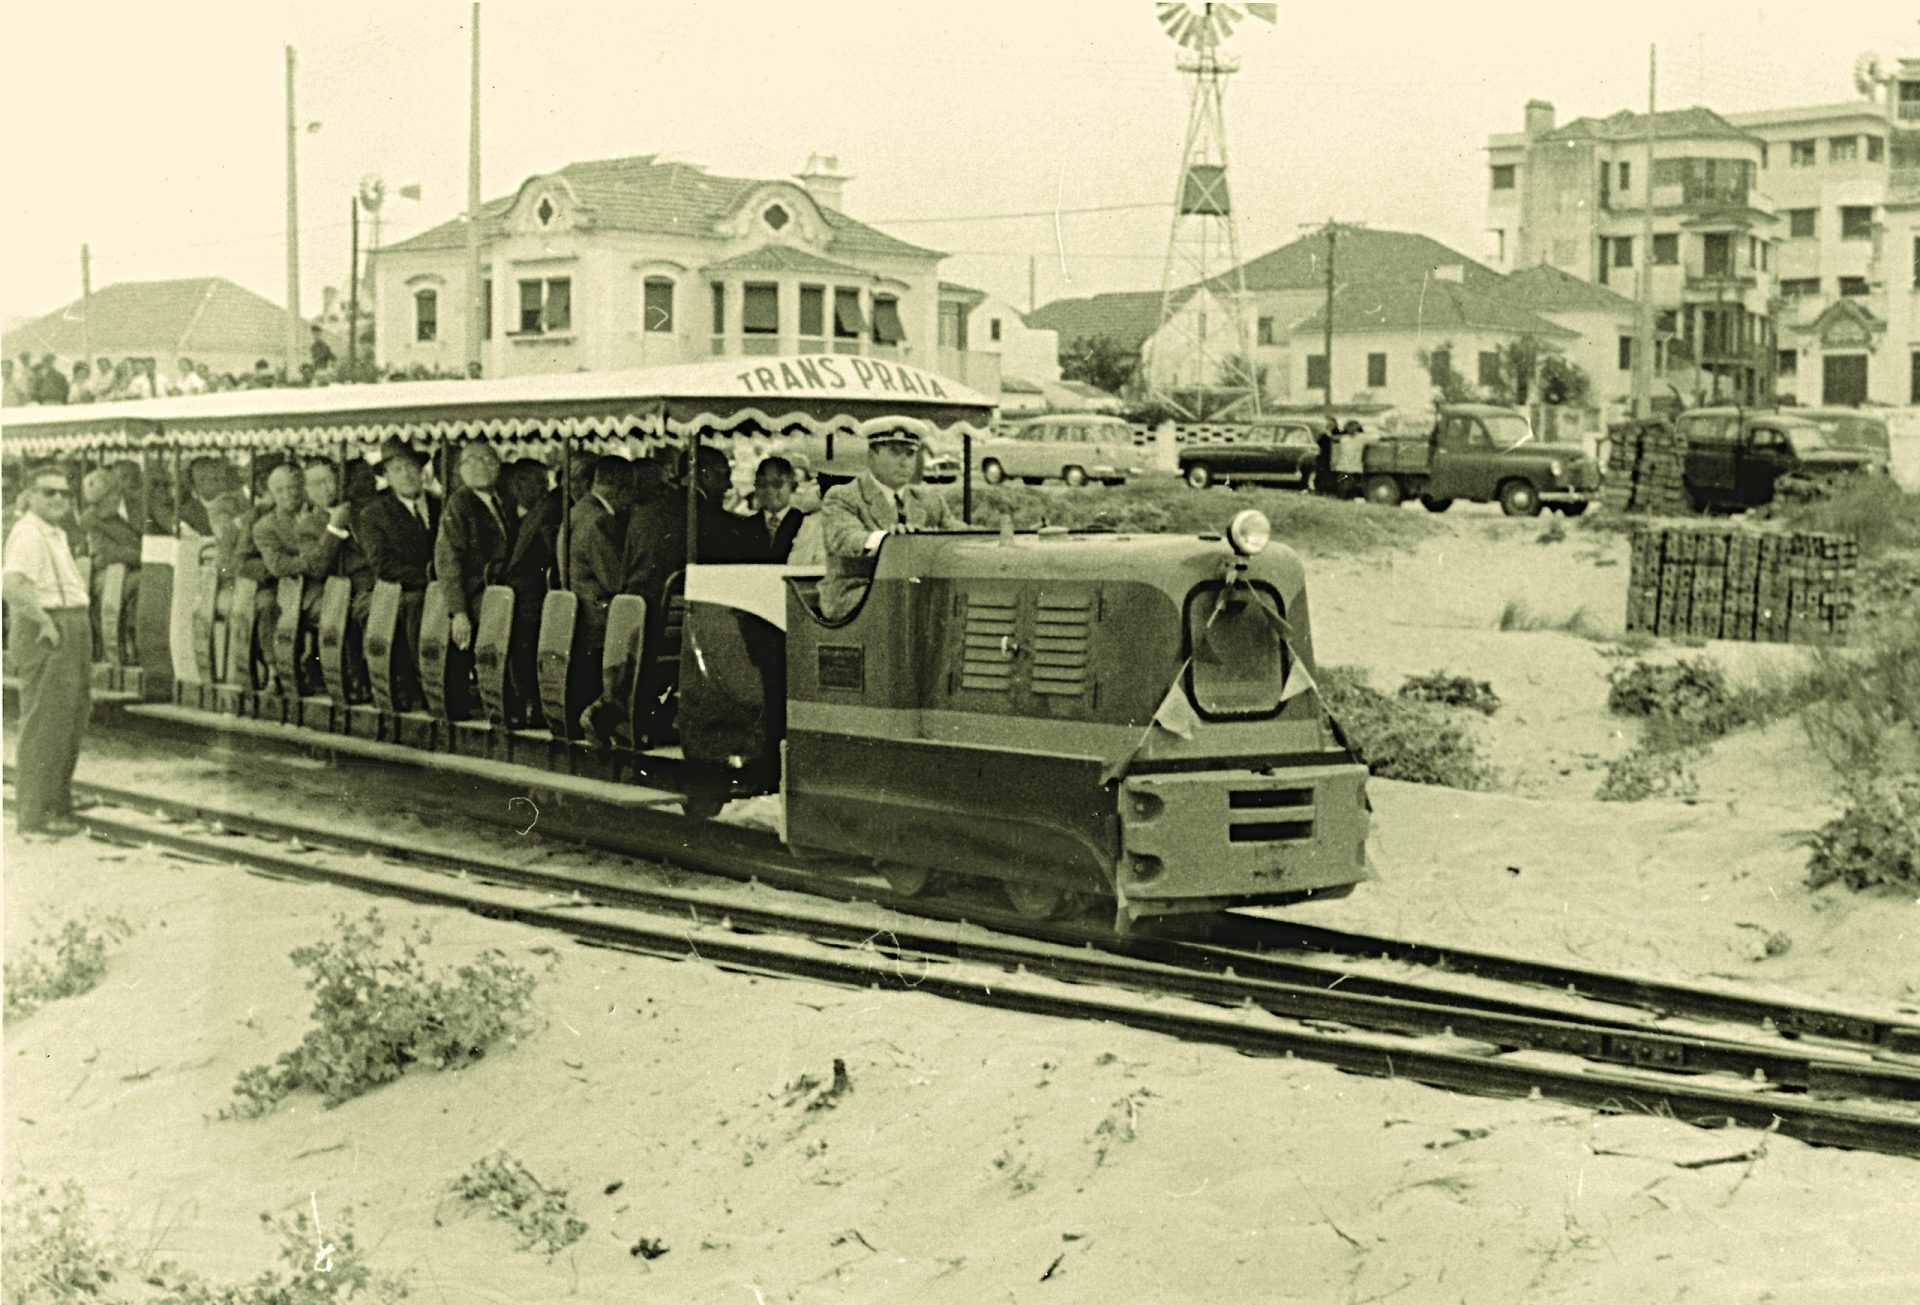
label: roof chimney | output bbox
[1524,99,1555,138]
[796,152,853,213]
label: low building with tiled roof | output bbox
[372,153,1001,391]
[6,278,329,383]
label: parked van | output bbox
[974,415,1148,487]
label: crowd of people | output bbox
[2,329,478,408]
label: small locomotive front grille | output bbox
[1029,595,1092,697]
[961,595,1018,691]
[1228,787,1314,843]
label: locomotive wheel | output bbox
[981,459,1006,485]
[878,861,939,897]
[680,793,727,821]
[1004,880,1071,920]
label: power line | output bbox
[866,200,1168,225]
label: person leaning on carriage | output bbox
[436,441,516,655]
[817,416,951,621]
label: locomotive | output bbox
[1,356,1371,928]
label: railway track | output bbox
[21,772,1920,1160]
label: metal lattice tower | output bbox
[1147,3,1272,419]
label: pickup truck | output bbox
[1674,408,1881,512]
[1334,404,1601,516]
[1177,419,1319,488]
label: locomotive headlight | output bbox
[1227,510,1271,557]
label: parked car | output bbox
[1178,419,1319,488]
[1330,404,1600,516]
[1674,408,1881,512]
[1799,408,1892,464]
[974,415,1148,487]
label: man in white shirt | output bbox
[3,465,94,836]
[817,416,951,621]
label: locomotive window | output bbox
[1185,582,1287,720]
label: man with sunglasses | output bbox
[3,465,93,837]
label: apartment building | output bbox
[1488,57,1920,407]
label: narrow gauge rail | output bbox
[39,778,1920,1158]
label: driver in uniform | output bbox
[817,416,950,621]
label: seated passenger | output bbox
[77,468,142,653]
[817,418,950,621]
[744,455,804,563]
[435,442,515,655]
[502,457,561,726]
[568,455,635,619]
[356,444,440,708]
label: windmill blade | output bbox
[1245,3,1277,21]
[1157,4,1201,49]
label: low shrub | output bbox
[1798,612,1920,779]
[1396,671,1501,715]
[224,909,538,1118]
[1768,475,1920,558]
[1596,745,1702,803]
[1318,666,1495,790]
[1806,778,1920,893]
[452,1152,588,1257]
[3,912,133,1022]
[1605,656,1752,747]
[1,1181,127,1304]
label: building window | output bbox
[710,282,726,334]
[1868,136,1885,162]
[1777,348,1797,377]
[644,277,674,333]
[1366,353,1387,387]
[1257,316,1275,346]
[742,282,779,336]
[1912,350,1920,404]
[1429,348,1451,377]
[1477,351,1500,387]
[1913,236,1920,289]
[517,278,570,334]
[1305,354,1327,389]
[1618,335,1634,371]
[1788,208,1816,238]
[1759,143,1768,168]
[1702,233,1732,277]
[1612,236,1634,268]
[990,317,1002,343]
[762,203,790,231]
[1839,276,1869,296]
[1652,233,1678,265]
[1841,206,1874,240]
[798,285,825,338]
[414,289,438,342]
[832,288,865,341]
[1830,136,1858,163]
[481,279,491,340]
[1779,277,1820,298]
[871,295,906,346]
[1490,164,1516,190]
[1790,140,1816,167]
[1617,161,1631,191]
[1759,240,1769,271]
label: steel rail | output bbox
[58,801,1920,1160]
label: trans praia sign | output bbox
[731,356,955,401]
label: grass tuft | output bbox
[452,1152,588,1257]
[1496,599,1607,640]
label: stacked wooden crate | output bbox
[1626,522,1858,644]
[1605,420,1691,515]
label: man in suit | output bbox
[356,444,440,709]
[77,467,144,655]
[818,417,952,621]
[501,457,561,725]
[435,441,515,654]
[746,456,805,563]
[566,455,634,610]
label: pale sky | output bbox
[3,0,1916,325]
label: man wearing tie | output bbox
[818,417,951,622]
[435,441,516,653]
[357,444,440,707]
[748,456,805,563]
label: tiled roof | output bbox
[1542,106,1757,145]
[1234,227,1505,292]
[1290,279,1576,337]
[1024,287,1202,352]
[383,154,937,261]
[702,246,872,277]
[1500,263,1635,313]
[6,278,324,362]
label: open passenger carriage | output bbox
[4,357,1371,928]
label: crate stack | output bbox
[1604,422,1691,515]
[1626,522,1858,644]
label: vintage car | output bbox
[974,414,1149,487]
[1799,408,1893,464]
[1178,419,1320,488]
[1332,404,1601,516]
[1675,408,1881,512]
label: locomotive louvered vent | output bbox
[960,594,1019,692]
[1029,594,1092,698]
[1227,787,1314,843]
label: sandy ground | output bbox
[6,504,1919,1302]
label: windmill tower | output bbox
[1146,2,1273,419]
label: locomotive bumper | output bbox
[1114,762,1373,919]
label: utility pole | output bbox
[1027,254,1037,315]
[348,196,360,378]
[1633,44,1656,418]
[464,3,484,376]
[285,45,302,376]
[1322,219,1336,418]
[80,243,92,368]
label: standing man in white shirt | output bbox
[3,465,94,837]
